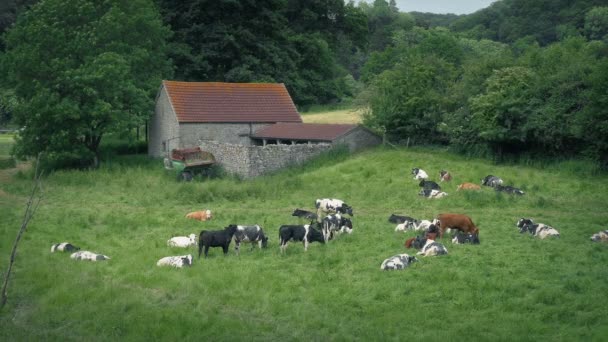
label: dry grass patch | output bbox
[301,108,365,124]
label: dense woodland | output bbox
[0,0,607,168]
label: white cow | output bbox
[167,234,197,248]
[417,239,448,257]
[411,168,429,180]
[70,251,110,261]
[157,254,193,268]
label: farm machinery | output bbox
[164,147,216,181]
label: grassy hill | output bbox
[301,107,364,124]
[1,147,607,340]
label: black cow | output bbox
[495,185,525,195]
[419,180,441,190]
[198,225,238,258]
[233,224,269,255]
[291,208,318,221]
[388,214,416,224]
[279,223,325,253]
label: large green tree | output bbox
[2,0,172,168]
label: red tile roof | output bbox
[162,81,302,123]
[251,123,359,142]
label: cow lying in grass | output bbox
[292,208,318,221]
[157,254,193,268]
[419,180,441,190]
[452,232,480,244]
[70,251,110,261]
[315,198,353,217]
[591,230,608,242]
[279,224,325,253]
[411,168,429,180]
[481,175,503,188]
[440,170,452,182]
[380,254,418,270]
[233,225,269,255]
[495,185,525,195]
[419,189,448,199]
[198,225,238,258]
[517,218,559,239]
[167,234,197,248]
[417,239,448,257]
[186,209,212,221]
[435,213,479,238]
[51,242,80,253]
[322,214,353,242]
[457,183,481,191]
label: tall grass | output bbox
[1,147,607,340]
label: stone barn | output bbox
[149,80,381,178]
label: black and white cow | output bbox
[417,239,449,257]
[70,250,110,261]
[451,232,480,244]
[481,175,503,188]
[291,208,318,221]
[404,235,428,250]
[232,225,269,255]
[388,214,414,224]
[411,168,429,180]
[516,218,560,239]
[380,254,418,270]
[315,198,353,216]
[156,254,193,268]
[198,225,239,258]
[321,213,353,242]
[495,185,525,195]
[418,189,448,199]
[279,224,325,253]
[51,242,80,253]
[591,230,608,242]
[419,180,441,190]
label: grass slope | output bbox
[301,108,363,124]
[1,147,607,341]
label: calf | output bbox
[322,214,353,242]
[411,168,429,180]
[233,224,269,255]
[51,242,80,253]
[394,216,420,232]
[404,235,428,250]
[481,175,503,188]
[167,234,197,248]
[440,170,452,182]
[457,183,481,191]
[315,198,353,216]
[380,254,418,270]
[198,225,238,258]
[156,254,193,268]
[435,213,479,238]
[419,180,441,190]
[291,208,318,221]
[186,209,212,221]
[419,189,448,199]
[495,185,525,195]
[70,251,110,261]
[417,239,448,257]
[279,224,325,253]
[516,218,559,239]
[591,230,608,242]
[414,219,435,232]
[452,232,480,244]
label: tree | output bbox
[585,7,608,41]
[2,0,172,168]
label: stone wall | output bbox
[180,122,270,147]
[334,126,382,152]
[199,140,332,178]
[148,87,180,158]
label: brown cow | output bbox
[440,170,452,182]
[457,183,481,191]
[186,209,212,221]
[435,213,479,238]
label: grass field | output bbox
[0,134,14,158]
[301,108,364,124]
[1,146,607,340]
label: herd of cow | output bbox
[50,167,608,269]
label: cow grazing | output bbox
[457,183,481,191]
[380,254,418,270]
[591,230,608,242]
[322,214,353,242]
[417,239,448,257]
[452,232,480,244]
[186,209,212,221]
[481,175,503,188]
[51,242,80,253]
[516,218,559,239]
[279,224,325,253]
[167,234,197,248]
[419,180,441,190]
[233,225,269,255]
[156,254,193,268]
[440,170,452,182]
[435,213,479,238]
[411,168,429,180]
[70,251,110,261]
[291,208,318,221]
[315,198,353,216]
[198,225,238,258]
[419,189,448,199]
[495,185,525,195]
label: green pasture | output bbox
[1,147,607,340]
